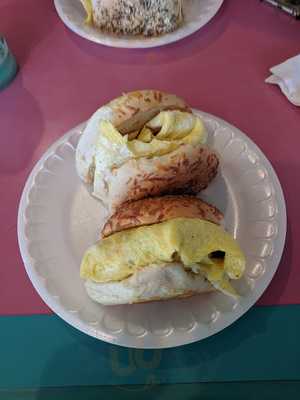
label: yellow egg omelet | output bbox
[99,111,207,159]
[80,0,93,24]
[80,218,246,297]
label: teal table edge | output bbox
[1,305,300,390]
[1,381,300,400]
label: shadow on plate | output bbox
[199,170,229,221]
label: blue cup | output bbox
[0,36,18,90]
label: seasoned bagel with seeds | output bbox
[80,196,245,305]
[80,0,183,36]
[101,195,223,238]
[76,90,219,214]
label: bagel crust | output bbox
[76,90,190,184]
[100,90,190,135]
[94,143,219,213]
[102,195,223,238]
[76,90,219,213]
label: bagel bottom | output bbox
[85,263,214,305]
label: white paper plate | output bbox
[54,0,224,48]
[18,110,286,348]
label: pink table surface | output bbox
[0,0,299,315]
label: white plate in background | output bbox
[18,110,286,348]
[54,0,224,48]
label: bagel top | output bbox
[106,90,190,134]
[102,195,224,238]
[76,90,205,185]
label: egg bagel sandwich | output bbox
[80,196,246,305]
[76,90,219,214]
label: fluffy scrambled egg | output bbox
[80,218,246,297]
[100,110,206,157]
[92,110,206,180]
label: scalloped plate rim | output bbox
[17,109,287,348]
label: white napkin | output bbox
[266,54,300,106]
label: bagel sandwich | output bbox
[76,90,219,214]
[80,196,246,305]
[79,0,183,36]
